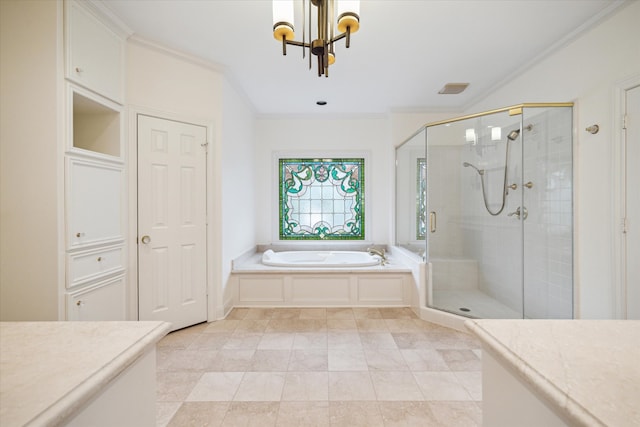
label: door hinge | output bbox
[622,114,628,130]
[622,217,627,234]
[201,142,209,152]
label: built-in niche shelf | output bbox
[72,91,121,158]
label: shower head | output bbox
[463,162,484,175]
[507,129,521,141]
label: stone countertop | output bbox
[465,319,640,427]
[0,321,171,427]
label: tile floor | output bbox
[156,307,482,427]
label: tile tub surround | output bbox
[0,321,171,427]
[465,319,640,427]
[157,307,482,427]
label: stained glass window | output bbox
[417,158,426,240]
[279,158,364,240]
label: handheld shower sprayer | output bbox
[462,162,484,176]
[463,126,523,216]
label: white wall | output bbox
[461,1,640,318]
[0,0,63,320]
[127,40,227,318]
[254,116,391,245]
[220,80,255,312]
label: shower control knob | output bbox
[524,181,534,189]
[508,183,517,190]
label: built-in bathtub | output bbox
[262,249,381,268]
[229,247,417,309]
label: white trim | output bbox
[271,151,373,245]
[612,74,640,319]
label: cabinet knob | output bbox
[75,232,84,238]
[76,300,84,307]
[97,257,102,262]
[75,66,82,73]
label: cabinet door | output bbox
[66,276,126,321]
[66,245,125,289]
[66,1,123,103]
[67,158,123,249]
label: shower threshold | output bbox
[431,289,521,319]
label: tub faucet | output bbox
[367,247,387,265]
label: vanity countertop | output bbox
[0,321,170,427]
[465,319,640,427]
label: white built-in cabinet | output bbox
[63,0,127,321]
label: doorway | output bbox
[137,114,208,331]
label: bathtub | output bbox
[262,249,381,268]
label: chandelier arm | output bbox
[329,33,347,43]
[308,0,312,70]
[346,26,351,48]
[302,0,306,59]
[282,36,287,55]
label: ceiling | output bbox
[100,0,625,116]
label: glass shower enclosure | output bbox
[396,103,574,319]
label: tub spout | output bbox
[367,247,387,265]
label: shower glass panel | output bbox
[422,104,573,319]
[395,129,427,257]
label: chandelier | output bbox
[272,0,360,77]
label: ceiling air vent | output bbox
[438,83,469,95]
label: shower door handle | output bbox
[429,212,436,233]
[508,207,528,220]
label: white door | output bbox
[137,115,208,331]
[625,85,640,319]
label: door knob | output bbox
[140,235,151,244]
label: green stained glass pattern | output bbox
[417,158,426,240]
[279,158,365,240]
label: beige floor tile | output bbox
[400,349,449,371]
[202,320,240,334]
[391,332,433,349]
[257,333,295,350]
[352,307,382,319]
[271,308,301,319]
[364,348,409,371]
[226,308,250,320]
[454,371,483,401]
[276,402,330,426]
[370,371,424,401]
[166,402,229,427]
[248,349,291,371]
[282,371,329,401]
[156,402,181,427]
[327,331,362,349]
[428,401,482,427]
[265,319,300,333]
[329,401,384,426]
[359,332,398,349]
[326,308,355,319]
[412,371,474,401]
[155,307,483,426]
[385,319,423,332]
[156,372,204,402]
[162,349,220,372]
[235,319,270,333]
[221,402,279,427]
[243,308,276,320]
[209,349,255,371]
[234,372,287,401]
[288,349,328,371]
[328,348,368,371]
[378,401,439,426]
[355,319,389,332]
[326,318,358,331]
[328,372,376,401]
[439,349,482,371]
[292,332,328,349]
[221,332,263,350]
[186,372,244,402]
[299,308,327,319]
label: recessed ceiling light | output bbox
[316,100,327,106]
[438,83,470,95]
